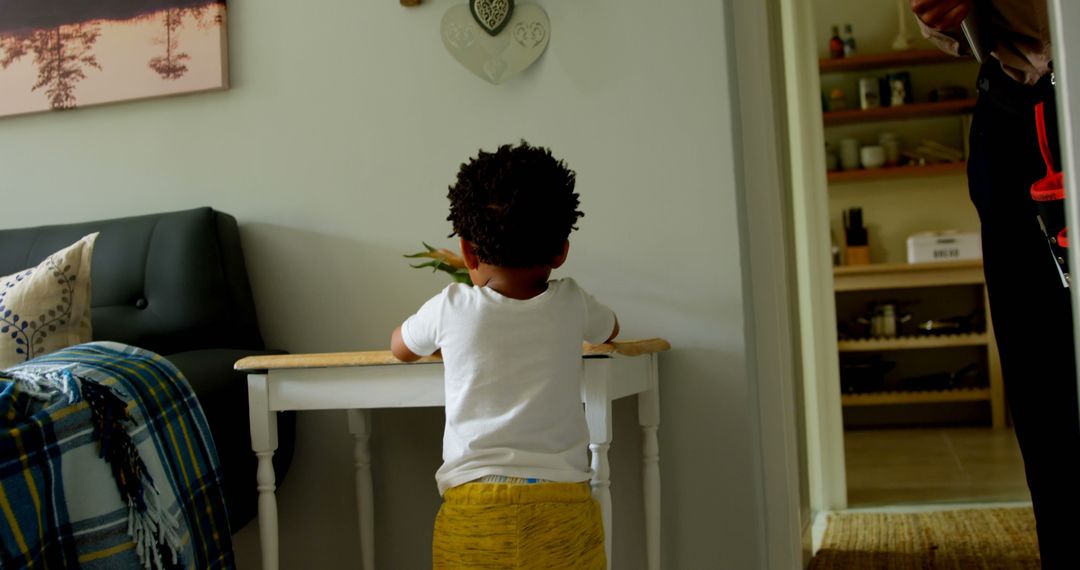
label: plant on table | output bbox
[404,242,472,285]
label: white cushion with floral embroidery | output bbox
[0,233,98,369]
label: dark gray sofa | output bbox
[0,206,295,531]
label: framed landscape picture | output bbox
[0,0,228,118]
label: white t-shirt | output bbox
[400,277,617,495]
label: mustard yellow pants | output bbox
[432,481,606,569]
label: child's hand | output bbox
[404,242,471,284]
[909,0,971,31]
[432,248,466,269]
[605,316,620,343]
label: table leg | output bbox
[248,374,279,570]
[638,355,661,570]
[347,410,375,570]
[583,363,613,569]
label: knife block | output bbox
[845,245,870,266]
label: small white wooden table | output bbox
[235,338,668,570]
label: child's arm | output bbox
[580,282,619,346]
[391,325,423,362]
[392,289,447,362]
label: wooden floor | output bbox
[845,427,1031,507]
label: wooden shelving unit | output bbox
[823,98,977,126]
[828,161,966,184]
[819,49,969,73]
[834,260,984,292]
[820,49,996,428]
[838,333,988,352]
[833,260,1004,428]
[842,388,991,407]
[834,259,983,276]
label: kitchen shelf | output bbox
[834,260,984,292]
[828,161,966,184]
[819,49,969,73]
[819,45,996,428]
[824,98,977,126]
[842,388,991,407]
[833,261,1003,427]
[838,333,988,352]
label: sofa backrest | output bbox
[0,207,264,355]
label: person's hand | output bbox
[910,0,972,31]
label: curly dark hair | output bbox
[447,141,583,268]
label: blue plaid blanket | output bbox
[0,342,234,569]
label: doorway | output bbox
[779,0,1031,516]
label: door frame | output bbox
[738,0,1080,565]
[728,0,831,566]
[773,0,849,514]
[1048,2,1080,387]
[749,1,1080,563]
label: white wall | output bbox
[0,0,762,567]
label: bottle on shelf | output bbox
[830,25,845,59]
[842,24,857,57]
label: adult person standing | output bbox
[911,1,1078,567]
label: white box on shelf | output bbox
[907,231,982,263]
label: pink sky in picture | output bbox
[0,6,226,118]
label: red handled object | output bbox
[1031,101,1070,287]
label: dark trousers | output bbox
[968,62,1080,568]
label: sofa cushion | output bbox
[0,234,97,368]
[0,208,263,355]
[0,208,290,532]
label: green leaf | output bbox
[404,242,445,259]
[409,260,443,269]
[404,241,472,286]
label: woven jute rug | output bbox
[810,507,1040,569]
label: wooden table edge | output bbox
[235,338,672,372]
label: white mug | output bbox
[840,138,861,170]
[861,145,886,169]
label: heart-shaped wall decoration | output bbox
[442,3,549,85]
[470,0,514,36]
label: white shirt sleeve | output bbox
[400,288,447,356]
[580,287,616,344]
